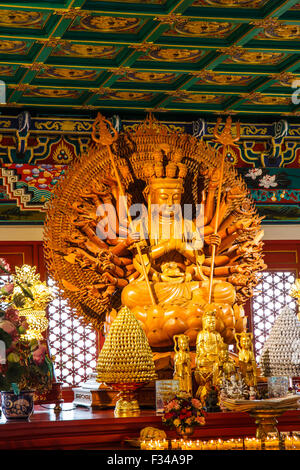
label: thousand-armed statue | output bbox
[44,113,266,354]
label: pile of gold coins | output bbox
[140,433,300,450]
[96,306,157,384]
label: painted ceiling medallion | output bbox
[222,47,286,64]
[270,72,298,87]
[0,65,15,76]
[0,40,29,55]
[125,71,177,83]
[97,91,154,101]
[243,93,291,106]
[193,0,267,7]
[172,92,223,103]
[257,24,300,40]
[194,71,252,85]
[23,88,81,99]
[92,0,164,2]
[173,20,234,37]
[78,15,142,33]
[37,67,98,81]
[0,10,44,28]
[146,47,203,62]
[52,43,118,58]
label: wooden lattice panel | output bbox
[252,271,297,359]
[47,278,97,387]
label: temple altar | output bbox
[1,404,299,451]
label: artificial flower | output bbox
[162,394,205,433]
[0,257,54,394]
[32,344,47,366]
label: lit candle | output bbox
[171,439,176,449]
[293,434,300,450]
[140,440,146,450]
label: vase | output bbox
[176,426,195,440]
[1,390,34,420]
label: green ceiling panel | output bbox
[0,0,298,117]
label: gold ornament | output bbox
[195,309,224,402]
[96,306,157,416]
[173,334,192,396]
[13,265,54,340]
[235,331,257,388]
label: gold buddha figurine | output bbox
[173,334,193,396]
[218,342,237,383]
[235,331,257,388]
[194,309,224,401]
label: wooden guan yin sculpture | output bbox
[44,113,266,354]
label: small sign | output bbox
[155,379,179,413]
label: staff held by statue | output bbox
[208,116,240,304]
[91,112,157,306]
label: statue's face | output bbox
[240,336,251,349]
[178,336,188,350]
[151,187,182,217]
[203,316,216,332]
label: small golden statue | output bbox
[235,331,257,388]
[173,334,192,396]
[195,309,224,401]
[218,342,237,383]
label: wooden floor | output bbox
[1,403,300,450]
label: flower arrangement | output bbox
[0,258,54,394]
[162,394,205,436]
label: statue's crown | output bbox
[203,309,217,319]
[145,145,187,191]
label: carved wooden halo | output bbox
[43,114,263,331]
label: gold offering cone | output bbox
[96,306,157,416]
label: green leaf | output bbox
[16,282,34,301]
[12,293,26,308]
[7,352,20,363]
[6,363,23,385]
[44,355,54,379]
[29,339,38,351]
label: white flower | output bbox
[245,168,262,180]
[258,174,277,189]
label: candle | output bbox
[216,439,223,450]
[140,440,146,450]
[293,434,300,449]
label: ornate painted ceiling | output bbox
[0,0,300,117]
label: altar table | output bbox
[0,404,299,450]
